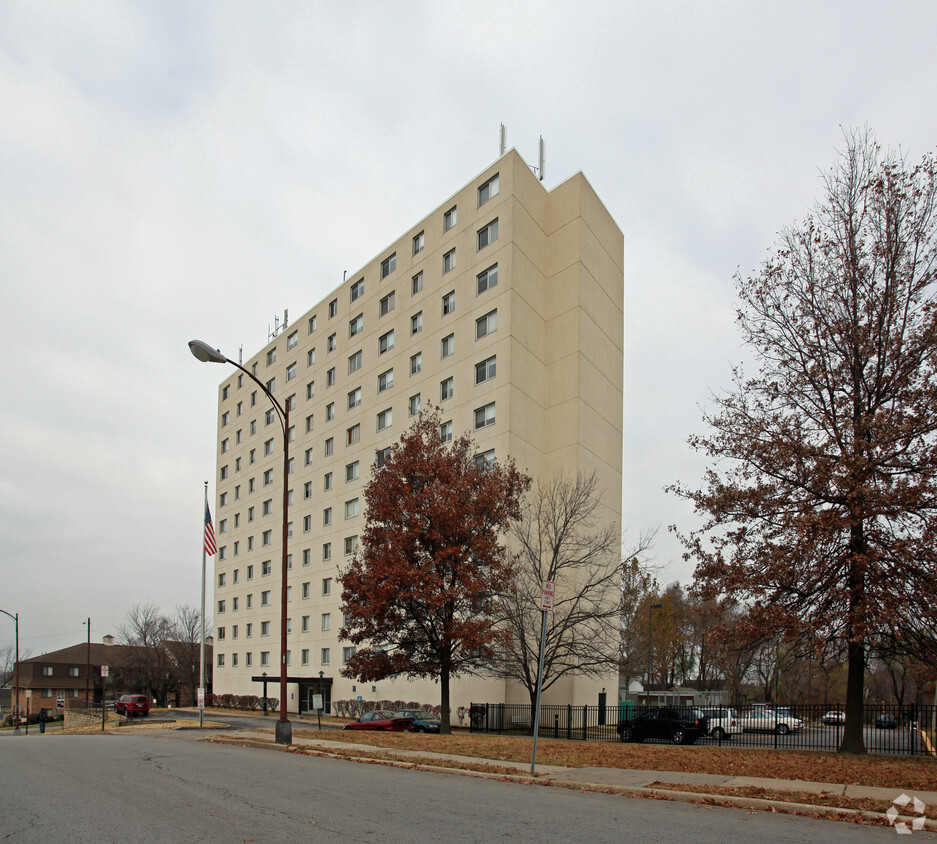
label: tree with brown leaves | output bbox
[338,408,530,733]
[672,130,937,753]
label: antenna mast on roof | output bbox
[267,309,288,343]
[539,135,545,182]
[499,123,506,156]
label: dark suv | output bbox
[617,706,708,745]
[115,695,150,717]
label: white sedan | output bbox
[737,710,804,735]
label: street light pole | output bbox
[646,602,663,705]
[189,339,292,745]
[0,609,19,735]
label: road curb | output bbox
[207,736,936,831]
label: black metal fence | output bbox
[469,701,937,756]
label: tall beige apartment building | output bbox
[210,150,623,715]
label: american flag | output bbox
[204,502,217,556]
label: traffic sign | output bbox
[541,580,555,611]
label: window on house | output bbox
[474,402,496,429]
[381,253,396,278]
[302,582,310,599]
[441,334,454,358]
[217,653,225,667]
[379,330,394,354]
[376,446,391,467]
[377,408,392,430]
[263,468,274,485]
[217,600,226,614]
[220,465,228,480]
[267,348,277,365]
[262,560,272,576]
[324,471,333,491]
[413,231,424,254]
[409,394,421,416]
[322,577,332,596]
[307,348,316,366]
[475,355,497,384]
[266,377,275,393]
[325,437,334,456]
[327,333,337,353]
[221,412,229,428]
[345,499,359,519]
[262,529,272,545]
[412,272,423,295]
[328,298,338,318]
[265,408,276,425]
[443,249,456,273]
[303,514,311,532]
[440,377,453,401]
[322,613,331,631]
[345,461,359,482]
[478,173,499,205]
[350,278,364,301]
[349,314,363,337]
[287,330,298,349]
[379,291,395,316]
[260,651,270,667]
[444,206,457,231]
[477,218,499,250]
[218,519,227,534]
[440,420,452,442]
[348,387,361,409]
[264,438,274,456]
[411,312,422,334]
[378,369,394,392]
[221,439,228,455]
[344,535,358,555]
[301,649,309,666]
[476,310,497,339]
[326,402,335,422]
[475,449,496,469]
[303,548,311,566]
[261,590,271,606]
[305,447,314,466]
[327,367,336,387]
[309,314,317,333]
[323,507,332,526]
[343,646,355,664]
[286,362,297,381]
[222,384,230,400]
[321,648,331,665]
[262,499,273,516]
[347,424,360,445]
[323,542,332,561]
[217,628,225,640]
[477,264,498,295]
[247,564,254,579]
[409,352,422,375]
[442,291,455,315]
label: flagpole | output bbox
[200,481,208,729]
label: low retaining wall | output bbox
[64,708,102,729]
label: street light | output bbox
[189,339,292,745]
[646,602,663,705]
[0,609,19,735]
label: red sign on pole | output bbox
[541,581,555,611]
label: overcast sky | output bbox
[3,1,936,658]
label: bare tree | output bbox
[492,471,647,709]
[0,643,30,687]
[165,605,209,705]
[119,602,173,703]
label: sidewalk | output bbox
[195,727,937,828]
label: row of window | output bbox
[38,666,82,677]
[217,534,358,566]
[216,646,355,669]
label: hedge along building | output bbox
[206,149,623,716]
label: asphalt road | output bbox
[0,732,900,843]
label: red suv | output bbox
[115,695,150,717]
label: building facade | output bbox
[210,149,623,715]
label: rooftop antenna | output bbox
[539,135,545,182]
[238,345,243,365]
[499,123,506,156]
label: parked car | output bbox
[343,711,414,732]
[821,711,846,725]
[115,695,150,717]
[617,706,709,745]
[737,709,804,735]
[875,714,898,729]
[392,710,441,733]
[699,707,742,741]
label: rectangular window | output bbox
[323,507,332,526]
[343,646,355,664]
[217,653,224,667]
[347,350,362,374]
[301,649,309,666]
[326,402,335,421]
[262,529,272,545]
[376,446,391,467]
[303,514,311,532]
[444,206,457,231]
[221,439,228,455]
[265,408,276,425]
[350,278,364,301]
[322,613,331,631]
[218,519,227,534]
[477,264,498,295]
[216,628,225,641]
[286,362,297,381]
[267,348,277,365]
[325,437,334,456]
[261,651,270,667]
[303,548,311,566]
[379,330,395,354]
[322,577,332,596]
[476,310,498,339]
[305,447,314,466]
[413,231,424,254]
[328,298,338,318]
[327,367,336,387]
[308,315,317,333]
[409,393,421,417]
[441,334,454,358]
[302,582,310,599]
[247,564,254,579]
[349,314,363,337]
[440,420,452,442]
[264,468,274,485]
[287,330,298,349]
[347,424,360,445]
[440,377,453,401]
[345,461,359,482]
[478,173,499,206]
[221,412,229,428]
[379,291,395,316]
[302,615,310,633]
[307,348,316,366]
[345,498,359,519]
[377,408,392,431]
[443,248,456,273]
[442,291,455,315]
[264,438,274,456]
[245,652,252,666]
[305,413,314,433]
[378,368,394,392]
[475,449,495,468]
[324,471,333,491]
[412,272,423,295]
[477,218,498,250]
[411,312,422,334]
[474,402,496,429]
[322,542,332,561]
[222,384,230,400]
[321,648,331,665]
[348,387,362,409]
[327,333,337,352]
[304,481,312,499]
[262,498,273,516]
[217,600,225,614]
[262,590,271,606]
[266,377,275,393]
[475,355,497,384]
[409,352,422,375]
[344,535,358,555]
[381,253,396,278]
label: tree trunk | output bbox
[439,650,451,734]
[840,547,867,753]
